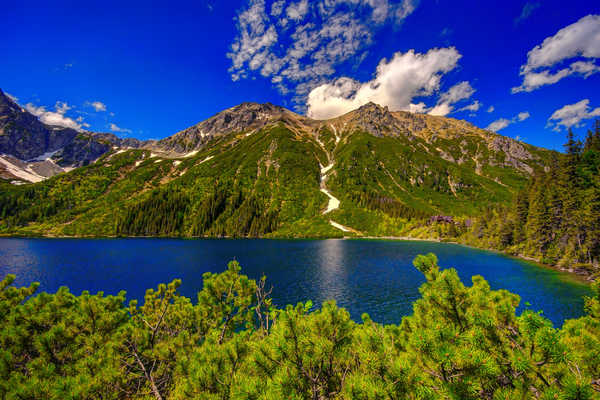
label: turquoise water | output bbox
[0,238,591,326]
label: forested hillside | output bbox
[1,255,599,399]
[458,122,600,275]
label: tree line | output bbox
[116,182,280,238]
[467,121,600,269]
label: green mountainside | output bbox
[0,101,554,239]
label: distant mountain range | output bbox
[0,87,555,238]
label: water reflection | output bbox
[0,239,41,285]
[315,239,348,304]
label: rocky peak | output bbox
[0,87,142,169]
[0,88,22,115]
[356,101,390,114]
[0,88,80,161]
[196,101,291,135]
[156,102,298,153]
[342,101,407,137]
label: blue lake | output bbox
[0,238,591,327]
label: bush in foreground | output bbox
[1,255,599,399]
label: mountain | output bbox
[155,102,311,153]
[0,89,148,183]
[0,94,555,238]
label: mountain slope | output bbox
[0,98,555,238]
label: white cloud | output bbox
[547,99,600,130]
[456,100,481,113]
[513,14,600,93]
[306,47,462,119]
[438,81,475,105]
[514,1,540,25]
[428,81,476,116]
[286,0,308,21]
[24,101,84,131]
[486,111,530,132]
[427,103,452,117]
[228,0,419,101]
[392,0,418,22]
[86,101,107,112]
[271,0,285,16]
[486,118,512,132]
[109,123,132,133]
[440,27,452,37]
[408,102,427,113]
[487,105,494,113]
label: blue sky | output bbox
[1,0,599,150]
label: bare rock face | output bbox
[200,102,288,136]
[91,133,146,149]
[489,136,532,160]
[340,102,415,138]
[489,136,534,173]
[0,89,78,160]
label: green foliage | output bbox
[117,188,190,236]
[1,255,599,399]
[462,122,600,272]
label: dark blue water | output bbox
[0,238,591,327]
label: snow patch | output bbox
[29,149,60,162]
[320,188,340,214]
[199,155,214,164]
[319,161,340,214]
[330,124,340,144]
[329,220,350,232]
[183,150,199,158]
[320,163,334,175]
[315,135,326,150]
[0,157,45,183]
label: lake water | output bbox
[0,238,591,327]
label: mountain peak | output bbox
[356,102,389,113]
[228,101,288,116]
[336,101,399,137]
[156,101,299,152]
[0,88,16,109]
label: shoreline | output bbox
[0,233,595,283]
